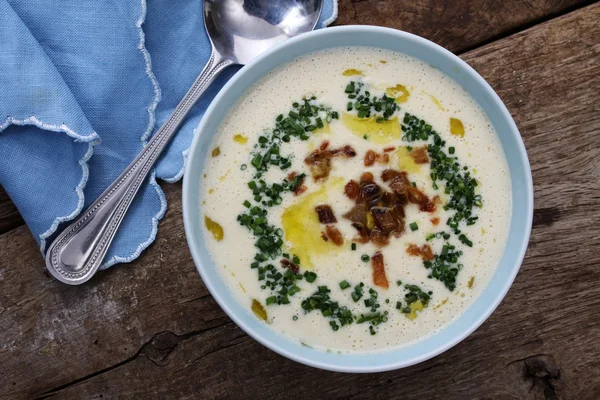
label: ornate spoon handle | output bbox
[45,50,233,285]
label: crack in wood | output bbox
[35,319,234,399]
[176,335,252,374]
[506,354,561,399]
[176,293,212,305]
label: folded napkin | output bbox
[0,0,338,268]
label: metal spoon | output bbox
[45,0,323,285]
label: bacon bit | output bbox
[409,146,430,164]
[406,244,434,261]
[304,151,332,181]
[364,150,389,167]
[321,232,329,242]
[281,259,300,273]
[421,245,434,261]
[371,252,389,289]
[431,217,440,226]
[325,225,344,246]
[305,143,357,181]
[364,150,377,167]
[364,150,376,167]
[383,146,396,153]
[287,171,297,180]
[360,172,374,183]
[295,184,307,196]
[315,204,337,224]
[329,145,357,158]
[344,180,359,200]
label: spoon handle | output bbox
[45,50,234,285]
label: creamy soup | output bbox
[200,47,511,353]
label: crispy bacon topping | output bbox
[383,146,396,152]
[343,173,405,247]
[304,143,357,181]
[315,204,337,224]
[280,259,300,273]
[325,225,344,246]
[344,180,359,200]
[431,217,440,226]
[371,252,389,289]
[381,169,437,213]
[406,244,434,261]
[409,146,430,164]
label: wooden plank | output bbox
[1,3,600,399]
[335,0,594,53]
[0,0,592,237]
[0,186,24,235]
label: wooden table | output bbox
[1,1,599,398]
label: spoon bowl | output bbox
[205,0,323,64]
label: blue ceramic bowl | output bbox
[183,26,533,372]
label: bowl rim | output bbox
[183,25,533,373]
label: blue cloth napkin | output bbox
[0,0,337,268]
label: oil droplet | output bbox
[239,282,246,293]
[386,84,410,103]
[281,178,344,268]
[433,298,448,310]
[405,300,426,320]
[219,169,231,181]
[481,227,486,235]
[251,299,268,321]
[341,113,401,144]
[233,134,248,144]
[468,276,475,288]
[428,94,446,111]
[379,60,388,64]
[342,68,363,76]
[204,216,224,241]
[450,118,465,137]
[208,188,214,194]
[211,147,221,157]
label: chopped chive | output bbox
[361,254,370,262]
[266,296,277,305]
[339,280,351,290]
[409,222,418,231]
[351,243,357,251]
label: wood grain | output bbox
[335,0,594,53]
[1,2,600,399]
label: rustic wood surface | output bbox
[1,0,599,399]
